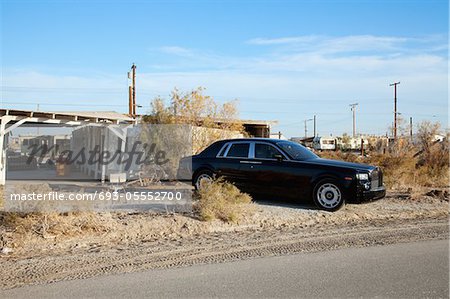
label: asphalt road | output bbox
[2,239,448,298]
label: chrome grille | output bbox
[370,168,382,189]
[371,169,379,190]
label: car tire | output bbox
[312,179,345,212]
[193,170,214,191]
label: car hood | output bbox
[302,158,375,171]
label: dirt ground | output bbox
[0,189,448,290]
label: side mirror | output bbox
[273,154,283,162]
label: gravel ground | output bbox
[0,190,448,290]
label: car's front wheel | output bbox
[193,170,214,191]
[313,179,345,211]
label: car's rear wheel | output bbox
[194,170,214,191]
[313,179,345,211]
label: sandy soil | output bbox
[0,189,448,290]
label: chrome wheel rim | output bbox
[317,183,341,209]
[195,173,212,190]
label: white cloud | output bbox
[153,35,447,76]
[246,34,447,55]
[159,46,193,56]
[2,34,447,136]
[246,36,320,45]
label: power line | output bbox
[2,86,446,107]
[1,101,134,107]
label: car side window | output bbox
[226,143,250,158]
[255,143,282,159]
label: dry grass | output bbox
[1,211,114,237]
[0,177,253,253]
[0,211,115,249]
[196,179,252,223]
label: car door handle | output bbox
[239,161,262,164]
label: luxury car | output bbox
[179,138,386,211]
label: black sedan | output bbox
[179,138,386,211]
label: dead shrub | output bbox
[196,179,252,223]
[368,152,416,189]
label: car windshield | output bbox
[276,141,318,161]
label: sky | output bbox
[1,0,448,138]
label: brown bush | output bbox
[196,179,252,223]
[143,87,244,132]
[366,151,417,189]
[142,87,246,154]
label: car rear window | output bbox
[200,141,226,157]
[217,144,228,157]
[226,143,249,158]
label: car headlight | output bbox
[356,173,369,180]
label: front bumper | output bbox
[356,185,386,202]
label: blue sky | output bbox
[1,0,448,137]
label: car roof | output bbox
[218,138,290,144]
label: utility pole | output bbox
[131,64,136,117]
[304,118,313,139]
[128,85,133,117]
[313,115,317,137]
[128,64,137,117]
[390,82,400,140]
[349,103,358,137]
[410,116,413,142]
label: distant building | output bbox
[335,136,369,151]
[208,118,276,138]
[313,136,336,151]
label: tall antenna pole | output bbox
[390,82,400,140]
[313,115,317,137]
[349,103,358,138]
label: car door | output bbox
[248,142,304,198]
[216,142,251,191]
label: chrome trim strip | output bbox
[239,160,262,164]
